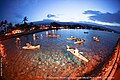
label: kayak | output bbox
[94,39,99,42]
[67,37,76,40]
[67,48,88,62]
[93,37,99,42]
[22,45,40,50]
[74,39,85,44]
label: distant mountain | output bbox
[33,19,57,25]
[79,21,120,33]
[32,19,100,26]
[32,19,120,33]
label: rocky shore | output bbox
[90,38,120,80]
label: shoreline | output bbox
[0,28,59,41]
[90,38,120,80]
[113,38,120,79]
[0,27,119,41]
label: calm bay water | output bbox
[1,29,120,79]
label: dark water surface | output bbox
[1,29,120,79]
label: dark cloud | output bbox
[83,10,101,14]
[83,10,120,23]
[47,14,56,18]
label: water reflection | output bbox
[16,37,21,47]
[40,34,43,40]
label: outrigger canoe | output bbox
[67,48,88,62]
[74,39,85,44]
[22,45,40,50]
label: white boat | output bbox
[22,45,40,50]
[66,47,88,62]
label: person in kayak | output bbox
[74,48,79,54]
[26,43,31,48]
[66,45,70,49]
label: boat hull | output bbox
[67,49,88,62]
[22,45,40,50]
[93,37,99,42]
[67,38,76,40]
[74,40,84,44]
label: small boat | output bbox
[67,37,76,40]
[84,32,88,34]
[66,46,88,62]
[74,39,85,44]
[93,37,99,42]
[22,45,40,50]
[67,36,76,40]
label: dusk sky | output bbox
[0,0,120,26]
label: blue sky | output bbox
[0,0,120,26]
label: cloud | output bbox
[47,14,56,18]
[83,10,101,15]
[83,10,120,23]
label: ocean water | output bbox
[1,29,120,79]
[104,26,120,33]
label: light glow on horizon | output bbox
[92,21,120,26]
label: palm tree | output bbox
[0,21,2,28]
[23,16,28,24]
[4,20,7,25]
[0,21,4,31]
[8,22,13,31]
[3,20,8,32]
[0,21,4,26]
